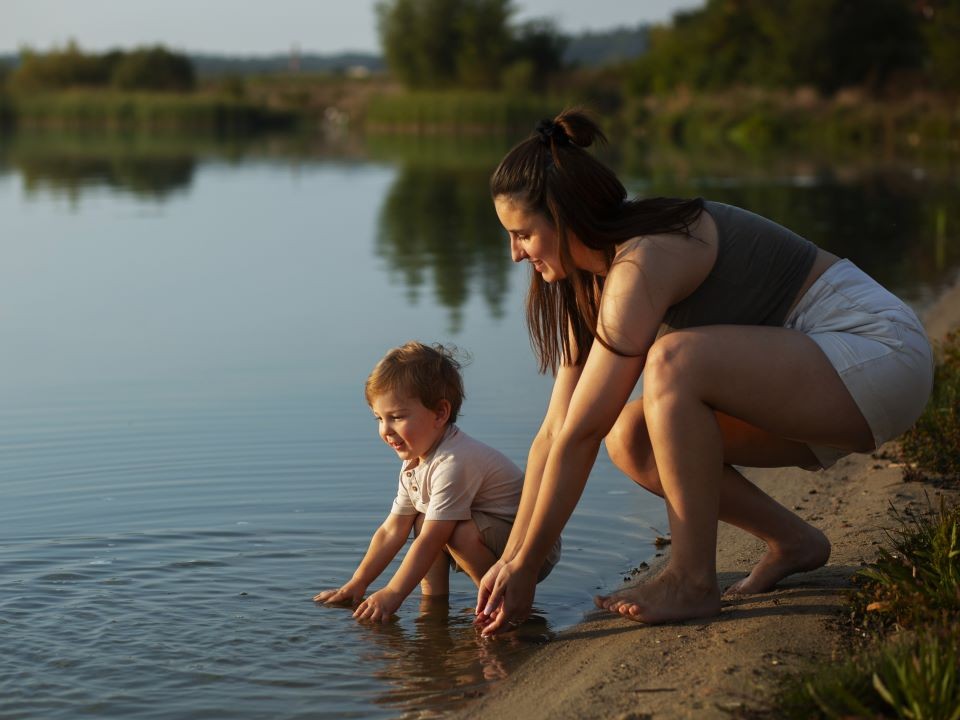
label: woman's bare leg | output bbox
[604,401,831,596]
[597,325,873,623]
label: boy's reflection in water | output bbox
[363,595,552,716]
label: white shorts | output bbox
[784,259,934,469]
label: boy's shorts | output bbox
[784,259,934,469]
[449,509,561,583]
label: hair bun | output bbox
[535,118,571,147]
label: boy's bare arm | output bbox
[352,519,457,623]
[313,513,416,605]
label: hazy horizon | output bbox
[2,0,703,56]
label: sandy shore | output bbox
[455,274,960,720]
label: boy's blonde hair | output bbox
[365,342,466,422]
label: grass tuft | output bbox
[774,493,960,719]
[900,330,960,482]
[779,627,960,720]
[848,497,960,632]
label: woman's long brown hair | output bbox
[490,107,704,374]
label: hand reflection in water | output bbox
[359,594,552,715]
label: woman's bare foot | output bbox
[593,569,721,624]
[724,526,831,595]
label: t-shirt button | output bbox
[411,485,418,492]
[405,471,413,478]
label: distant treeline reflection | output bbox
[3,135,197,200]
[376,163,511,331]
[3,134,956,318]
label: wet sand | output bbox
[455,275,960,720]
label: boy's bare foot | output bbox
[724,526,831,595]
[594,569,721,624]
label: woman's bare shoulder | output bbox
[610,212,718,307]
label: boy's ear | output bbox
[433,399,451,426]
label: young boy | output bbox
[314,341,560,623]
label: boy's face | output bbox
[369,390,450,464]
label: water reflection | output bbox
[375,164,511,331]
[4,131,956,320]
[2,134,196,201]
[363,596,552,717]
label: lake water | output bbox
[1,132,957,719]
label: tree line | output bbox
[376,0,960,96]
[8,42,196,93]
[375,0,565,91]
[629,0,960,96]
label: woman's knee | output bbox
[606,407,649,468]
[605,403,663,494]
[643,332,704,404]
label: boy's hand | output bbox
[313,581,365,606]
[353,587,404,623]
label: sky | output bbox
[2,0,704,56]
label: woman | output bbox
[474,108,933,636]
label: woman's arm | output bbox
[478,346,645,633]
[474,354,582,619]
[515,347,646,569]
[480,234,715,634]
[501,360,582,561]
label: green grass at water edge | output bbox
[627,91,960,159]
[9,90,298,133]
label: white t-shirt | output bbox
[390,425,523,522]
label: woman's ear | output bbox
[433,399,451,426]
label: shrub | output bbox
[900,330,960,481]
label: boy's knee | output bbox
[447,518,483,550]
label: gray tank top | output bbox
[661,201,818,331]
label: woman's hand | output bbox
[475,559,537,637]
[313,579,366,606]
[474,558,507,622]
[353,587,403,623]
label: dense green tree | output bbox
[627,0,928,97]
[11,41,119,91]
[456,0,512,89]
[794,0,923,93]
[921,0,960,90]
[10,43,195,93]
[110,46,196,92]
[377,0,470,89]
[507,20,566,92]
[376,0,564,90]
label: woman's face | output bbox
[494,195,566,282]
